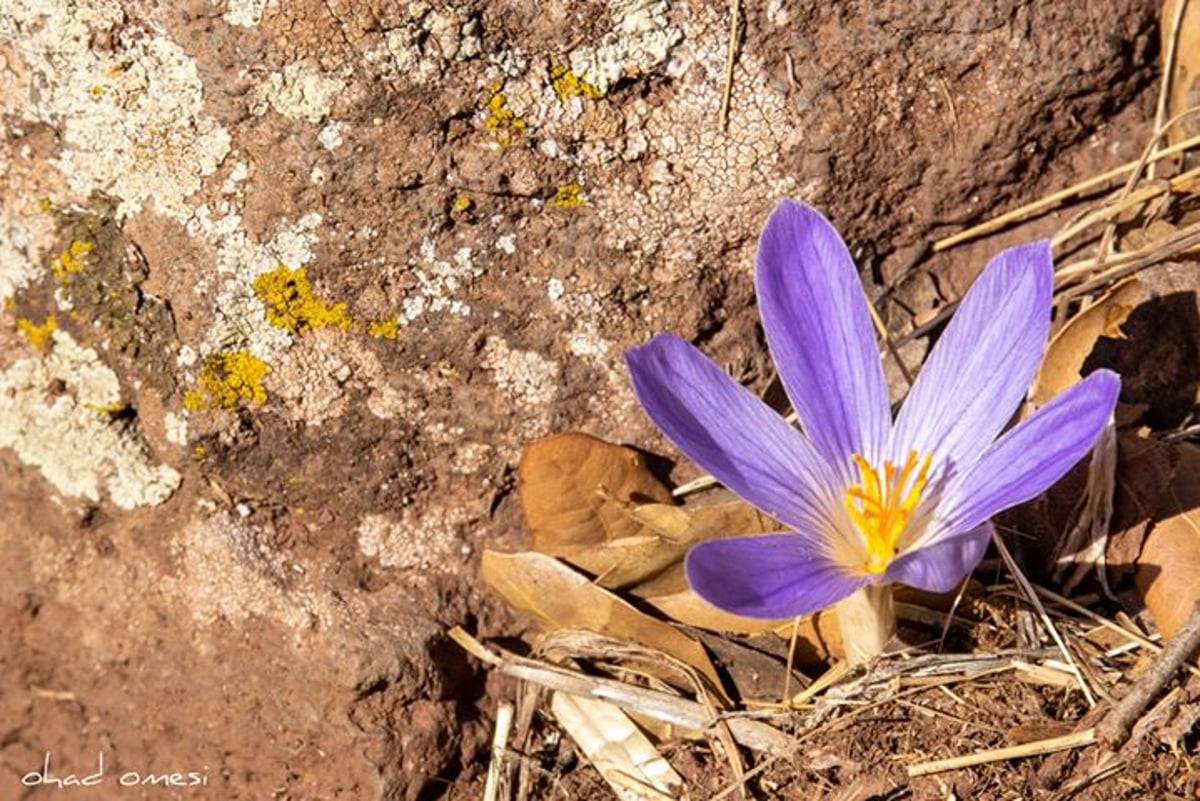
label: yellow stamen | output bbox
[845,450,932,574]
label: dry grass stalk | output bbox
[932,131,1200,252]
[906,728,1097,777]
[991,531,1097,705]
[483,701,515,801]
[1033,585,1200,680]
[449,626,797,757]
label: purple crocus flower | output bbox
[626,201,1120,619]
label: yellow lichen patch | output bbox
[83,400,129,416]
[368,317,400,340]
[550,66,604,100]
[16,314,57,351]
[483,83,527,145]
[184,350,270,411]
[50,239,94,281]
[547,181,586,209]
[192,444,208,461]
[252,265,352,334]
[453,195,473,212]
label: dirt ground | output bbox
[0,1,1176,799]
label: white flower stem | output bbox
[836,583,896,665]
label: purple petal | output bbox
[938,370,1120,536]
[887,522,992,593]
[890,241,1053,470]
[626,333,839,532]
[686,533,869,618]
[757,201,890,469]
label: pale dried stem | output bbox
[483,701,514,801]
[448,627,797,757]
[718,0,740,132]
[1051,162,1200,248]
[1151,0,1191,180]
[835,582,896,665]
[933,125,1200,253]
[992,531,1097,706]
[907,728,1096,777]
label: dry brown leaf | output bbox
[1104,431,1179,583]
[546,490,781,593]
[1007,429,1178,589]
[549,692,683,800]
[1135,443,1200,638]
[518,431,673,555]
[480,549,729,701]
[1032,277,1144,406]
[1161,0,1200,150]
[645,587,791,635]
[649,589,845,666]
[584,499,781,594]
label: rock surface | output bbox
[0,1,1157,798]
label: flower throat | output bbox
[845,450,932,574]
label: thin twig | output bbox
[1095,601,1200,749]
[711,755,780,801]
[907,728,1096,777]
[483,701,514,801]
[449,627,797,757]
[1053,162,1200,250]
[1032,586,1200,680]
[867,296,914,386]
[1059,222,1200,302]
[718,0,740,132]
[782,615,801,704]
[932,131,1200,252]
[992,532,1096,706]
[1151,0,1190,180]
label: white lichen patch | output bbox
[224,0,275,27]
[480,337,560,438]
[1,0,231,220]
[495,233,517,254]
[450,440,493,475]
[317,121,345,151]
[0,208,40,302]
[365,6,480,85]
[357,506,468,571]
[267,327,387,426]
[0,329,180,509]
[400,239,481,325]
[590,5,803,269]
[250,62,348,124]
[163,411,188,445]
[187,208,323,361]
[166,510,333,632]
[568,0,683,93]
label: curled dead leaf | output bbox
[1032,277,1144,407]
[518,431,673,555]
[480,549,730,703]
[1135,443,1200,638]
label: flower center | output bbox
[845,450,932,574]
